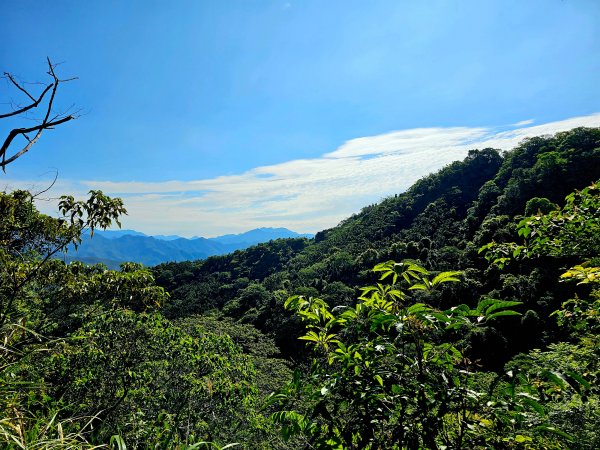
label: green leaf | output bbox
[431,271,462,285]
[565,370,591,391]
[485,300,522,315]
[374,374,384,387]
[430,312,451,323]
[517,393,545,415]
[298,331,320,343]
[475,298,499,314]
[541,370,569,389]
[534,425,574,441]
[407,303,430,314]
[408,284,427,291]
[110,435,127,450]
[486,310,521,320]
[406,264,429,275]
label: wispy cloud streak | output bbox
[3,114,599,237]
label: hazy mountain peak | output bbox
[66,227,314,268]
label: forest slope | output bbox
[154,127,600,366]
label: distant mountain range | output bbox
[63,228,313,268]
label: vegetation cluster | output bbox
[1,112,599,447]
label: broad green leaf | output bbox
[431,271,462,285]
[486,310,521,320]
[517,393,545,415]
[485,300,522,315]
[565,370,591,391]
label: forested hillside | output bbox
[2,127,599,449]
[155,127,600,367]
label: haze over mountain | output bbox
[65,228,313,268]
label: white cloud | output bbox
[323,127,489,159]
[2,113,599,237]
[512,119,535,127]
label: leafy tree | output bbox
[524,197,557,216]
[0,189,263,448]
[481,181,599,266]
[481,180,600,448]
[44,310,258,447]
[0,189,128,448]
[268,261,561,449]
[0,189,126,371]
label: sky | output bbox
[1,0,599,237]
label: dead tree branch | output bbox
[1,58,78,171]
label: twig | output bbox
[0,58,77,171]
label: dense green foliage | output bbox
[1,127,599,448]
[271,264,561,449]
[0,190,275,448]
[155,128,600,367]
[265,176,600,448]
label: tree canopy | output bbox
[1,125,599,448]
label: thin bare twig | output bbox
[32,171,59,199]
[0,74,53,119]
[0,57,77,171]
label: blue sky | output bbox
[1,0,599,236]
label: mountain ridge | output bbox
[152,127,600,364]
[68,227,314,268]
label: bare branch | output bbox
[32,170,59,199]
[0,58,77,171]
[4,71,36,101]
[1,115,75,170]
[0,75,53,119]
